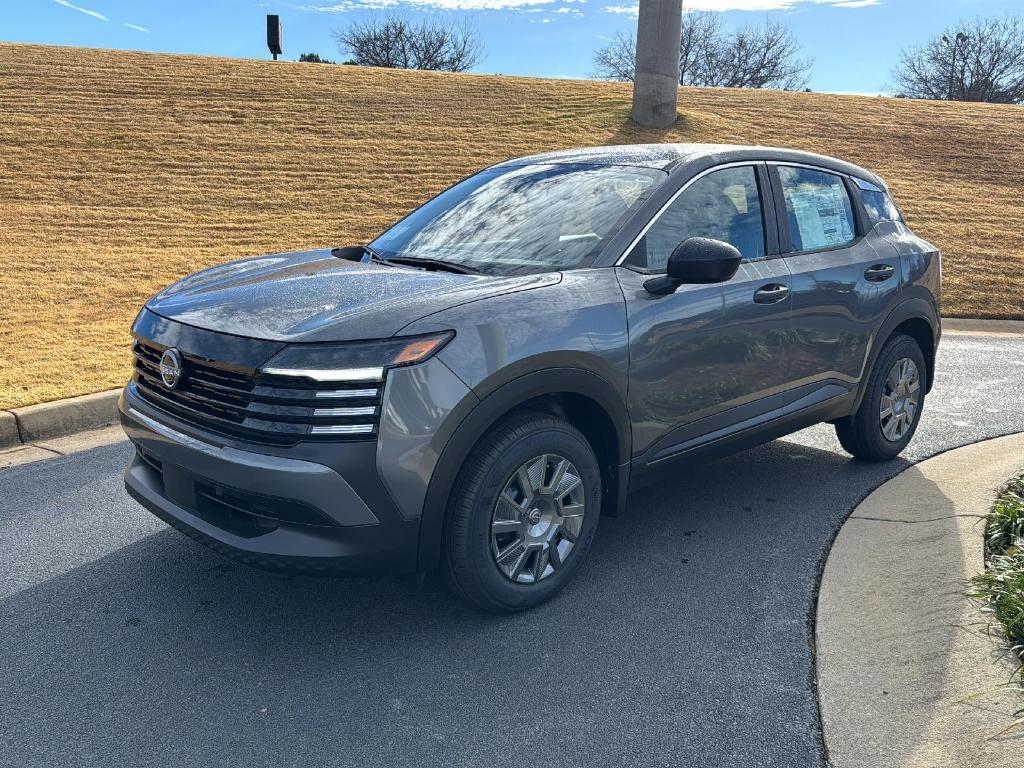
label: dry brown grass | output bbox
[1,43,1022,410]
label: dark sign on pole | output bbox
[267,15,283,60]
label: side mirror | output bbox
[644,237,742,295]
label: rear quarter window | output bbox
[854,178,903,224]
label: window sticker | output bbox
[779,167,856,251]
[788,185,853,248]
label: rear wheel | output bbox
[835,333,926,461]
[444,413,601,612]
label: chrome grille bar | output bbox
[259,366,384,383]
[315,388,379,399]
[310,424,375,435]
[313,406,378,417]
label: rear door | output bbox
[617,162,796,461]
[770,163,902,396]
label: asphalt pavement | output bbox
[2,333,1023,768]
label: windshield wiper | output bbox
[363,245,393,265]
[330,244,395,266]
[335,246,480,274]
[383,256,481,275]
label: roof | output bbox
[493,143,885,187]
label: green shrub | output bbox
[971,474,1024,679]
[972,552,1024,644]
[985,477,1024,554]
[298,52,336,64]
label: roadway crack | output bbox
[851,514,985,524]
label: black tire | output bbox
[835,333,926,461]
[443,412,602,613]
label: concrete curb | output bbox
[943,318,1024,336]
[0,412,19,449]
[816,433,1024,767]
[1,389,121,450]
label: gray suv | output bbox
[120,144,941,611]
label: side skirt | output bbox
[629,384,855,488]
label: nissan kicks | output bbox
[120,144,941,612]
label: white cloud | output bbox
[52,0,108,21]
[689,0,880,8]
[603,0,880,15]
[124,23,151,33]
[302,0,583,11]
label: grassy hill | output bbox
[1,43,1022,409]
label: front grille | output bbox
[132,340,382,445]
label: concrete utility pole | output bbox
[631,0,683,128]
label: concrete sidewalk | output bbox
[817,433,1024,767]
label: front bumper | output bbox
[120,387,420,575]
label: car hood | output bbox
[145,249,560,342]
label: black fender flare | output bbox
[853,297,940,412]
[415,367,631,572]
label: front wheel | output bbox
[443,413,602,613]
[835,333,926,461]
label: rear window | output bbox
[853,177,902,224]
[777,166,857,252]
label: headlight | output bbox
[259,332,454,383]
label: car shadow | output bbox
[1,435,915,768]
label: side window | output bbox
[626,166,765,271]
[853,178,902,224]
[777,166,856,253]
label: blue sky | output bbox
[7,0,1023,94]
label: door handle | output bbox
[753,284,790,304]
[864,263,895,282]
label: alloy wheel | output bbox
[879,357,920,442]
[490,454,586,584]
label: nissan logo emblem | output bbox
[159,348,184,390]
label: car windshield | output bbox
[369,163,666,276]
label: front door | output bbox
[618,163,795,461]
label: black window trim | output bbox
[617,161,780,275]
[768,161,868,258]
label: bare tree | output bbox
[591,32,636,82]
[334,15,484,73]
[702,20,810,89]
[678,11,723,87]
[894,15,1024,103]
[592,12,810,89]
